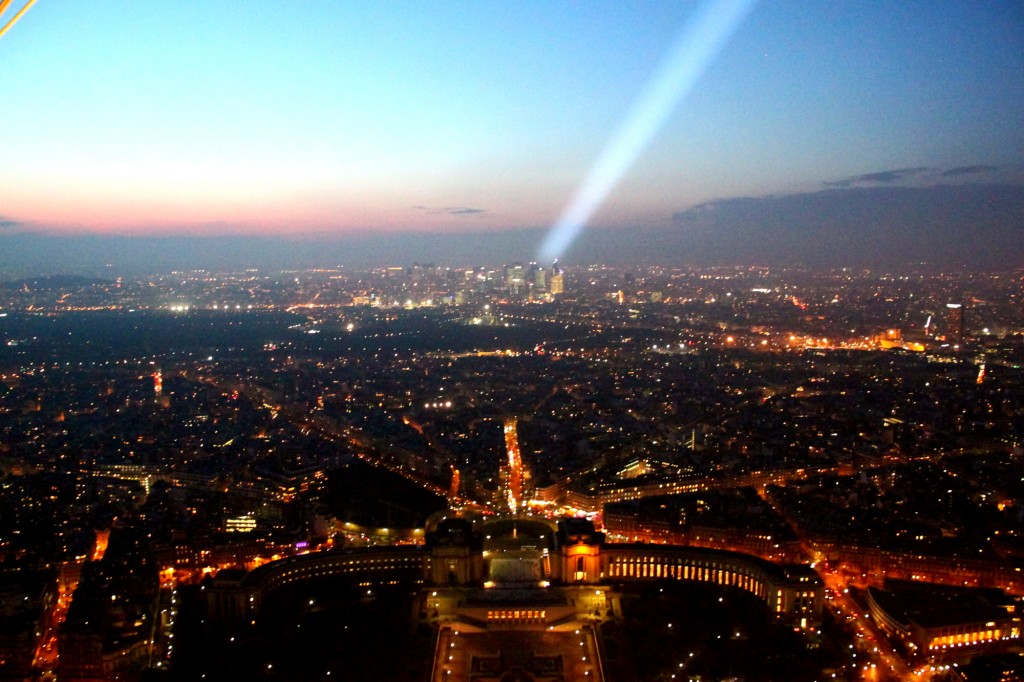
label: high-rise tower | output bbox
[548,264,564,296]
[945,302,964,346]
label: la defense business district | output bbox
[2,264,1024,681]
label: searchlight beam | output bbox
[538,0,756,264]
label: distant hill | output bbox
[0,275,114,289]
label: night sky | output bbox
[1,1,1022,270]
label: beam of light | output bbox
[0,0,38,40]
[538,0,757,264]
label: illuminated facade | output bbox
[815,542,1024,594]
[206,517,823,630]
[866,580,1021,658]
[202,517,823,682]
[945,302,964,346]
[548,266,564,296]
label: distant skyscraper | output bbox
[506,262,526,296]
[945,302,964,346]
[531,262,546,292]
[548,264,564,296]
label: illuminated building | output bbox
[874,327,903,349]
[224,514,257,533]
[206,517,823,631]
[449,466,461,500]
[204,516,823,680]
[866,580,1020,658]
[506,262,526,296]
[548,265,564,296]
[946,301,965,346]
[91,529,109,562]
[531,261,546,293]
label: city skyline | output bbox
[0,180,1022,277]
[3,264,1024,680]
[1,1,1022,271]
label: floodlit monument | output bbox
[205,514,823,681]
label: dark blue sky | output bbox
[0,1,1022,270]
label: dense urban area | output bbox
[2,263,1024,682]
